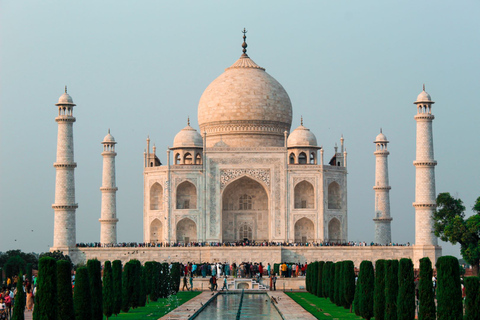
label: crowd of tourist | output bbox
[0,275,35,319]
[76,240,411,248]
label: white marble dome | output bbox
[103,132,115,143]
[375,131,388,143]
[173,125,203,148]
[197,53,292,147]
[56,92,74,105]
[287,125,318,147]
[416,90,432,102]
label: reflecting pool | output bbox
[193,292,283,319]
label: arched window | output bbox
[294,217,314,243]
[175,153,181,164]
[184,152,193,164]
[239,194,252,210]
[328,218,341,242]
[149,183,163,210]
[289,153,296,164]
[310,152,315,164]
[298,152,307,164]
[328,181,342,209]
[195,153,202,164]
[176,181,197,209]
[294,180,314,209]
[176,218,197,243]
[239,224,253,240]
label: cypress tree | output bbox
[73,267,91,320]
[384,259,398,320]
[374,259,386,320]
[139,265,147,307]
[329,262,335,303]
[322,262,331,298]
[418,257,435,320]
[132,260,141,308]
[317,261,324,297]
[102,261,114,320]
[159,263,168,298]
[26,263,33,284]
[344,260,355,312]
[33,256,57,320]
[305,263,311,293]
[122,261,133,312]
[170,262,181,295]
[12,271,25,320]
[436,256,462,320]
[144,262,154,298]
[334,262,342,306]
[464,276,479,320]
[311,262,318,296]
[150,262,160,302]
[57,260,74,320]
[359,260,374,320]
[353,266,361,316]
[87,259,103,320]
[112,260,122,316]
[397,258,415,320]
[0,268,3,286]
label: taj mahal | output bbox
[50,32,441,267]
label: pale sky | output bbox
[1,1,479,259]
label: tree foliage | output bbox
[418,257,435,320]
[0,250,38,270]
[73,267,91,320]
[359,260,374,320]
[322,262,331,299]
[436,256,462,320]
[334,262,341,305]
[102,261,114,320]
[343,260,355,312]
[57,260,75,320]
[317,261,324,297]
[12,272,25,320]
[112,260,122,316]
[33,257,57,320]
[4,255,26,280]
[39,251,72,269]
[374,259,386,320]
[397,258,415,320]
[87,259,103,320]
[169,262,180,295]
[434,193,480,274]
[464,276,480,320]
[329,262,336,303]
[384,260,398,320]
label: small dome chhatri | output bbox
[375,128,388,143]
[56,85,75,106]
[103,129,116,143]
[415,84,433,103]
[287,119,318,148]
[173,119,203,148]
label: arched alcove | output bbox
[149,183,163,210]
[176,181,197,209]
[294,180,314,209]
[328,218,341,242]
[298,152,307,164]
[150,219,163,242]
[328,181,341,209]
[184,152,193,164]
[294,217,314,243]
[176,218,197,243]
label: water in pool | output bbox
[193,292,283,319]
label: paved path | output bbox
[266,291,317,320]
[159,291,217,320]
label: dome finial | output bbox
[380,127,382,133]
[108,128,110,134]
[423,83,425,92]
[242,28,248,56]
[301,116,303,126]
[187,116,190,126]
[65,85,67,93]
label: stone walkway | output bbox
[266,291,317,320]
[159,291,217,320]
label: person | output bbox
[272,274,277,291]
[212,276,218,291]
[259,263,263,278]
[189,274,193,291]
[0,298,6,320]
[267,263,271,277]
[221,276,228,291]
[26,285,34,312]
[209,276,214,291]
[3,291,11,319]
[182,275,189,291]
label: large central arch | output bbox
[221,176,269,242]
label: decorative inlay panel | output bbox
[220,169,270,189]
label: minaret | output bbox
[373,129,392,245]
[413,85,437,246]
[99,130,119,244]
[52,87,78,249]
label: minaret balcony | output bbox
[373,186,391,190]
[55,116,76,123]
[412,202,436,208]
[413,160,437,167]
[53,163,77,168]
[52,204,78,209]
[414,114,434,121]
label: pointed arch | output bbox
[176,218,197,243]
[175,153,181,164]
[150,219,163,242]
[328,218,341,242]
[294,180,314,209]
[176,181,197,209]
[289,153,296,164]
[310,152,316,164]
[294,217,314,243]
[150,183,163,210]
[195,153,202,164]
[298,152,307,164]
[328,181,342,209]
[184,152,193,164]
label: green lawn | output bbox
[103,291,202,319]
[285,292,364,319]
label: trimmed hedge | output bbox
[12,272,25,320]
[73,267,91,320]
[374,259,386,320]
[418,257,435,320]
[397,258,415,320]
[464,276,479,320]
[384,259,398,320]
[322,262,331,299]
[57,260,74,320]
[359,260,374,320]
[112,260,122,316]
[33,257,57,320]
[343,260,355,312]
[102,261,114,319]
[87,259,103,320]
[317,261,324,297]
[436,256,462,320]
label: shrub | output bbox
[344,260,355,312]
[436,256,462,320]
[139,265,147,307]
[397,258,415,320]
[322,262,331,298]
[33,256,57,320]
[311,262,318,296]
[87,259,103,320]
[374,259,386,320]
[317,261,324,297]
[359,260,374,320]
[329,262,336,303]
[464,276,479,320]
[418,257,435,320]
[57,260,74,320]
[112,260,122,316]
[353,267,361,316]
[384,259,398,320]
[102,261,114,320]
[121,261,134,312]
[334,262,342,306]
[73,267,91,320]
